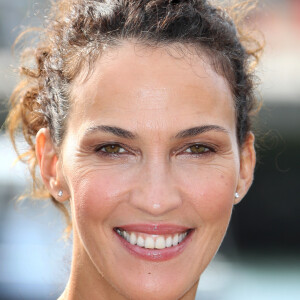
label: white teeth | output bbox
[137,236,145,247]
[116,229,189,249]
[165,236,173,247]
[178,233,183,243]
[155,236,166,249]
[172,233,179,246]
[145,237,155,249]
[124,231,130,242]
[129,232,137,245]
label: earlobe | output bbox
[36,128,69,202]
[235,132,256,204]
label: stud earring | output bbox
[58,190,63,197]
[235,192,240,199]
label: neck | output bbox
[57,230,127,300]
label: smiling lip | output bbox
[114,223,194,262]
[118,223,191,234]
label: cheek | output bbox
[177,166,237,223]
[69,168,131,223]
[67,158,237,226]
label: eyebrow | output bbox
[85,125,137,139]
[84,124,228,139]
[174,125,228,139]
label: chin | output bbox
[107,269,199,300]
[76,220,226,300]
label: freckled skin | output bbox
[53,43,254,300]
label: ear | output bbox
[36,128,70,202]
[235,132,256,204]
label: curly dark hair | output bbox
[6,0,263,235]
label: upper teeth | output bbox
[116,229,188,249]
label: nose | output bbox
[129,158,182,217]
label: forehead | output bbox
[69,43,235,137]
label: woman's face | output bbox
[48,43,255,299]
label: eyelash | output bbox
[94,143,216,157]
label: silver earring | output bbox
[235,192,240,199]
[58,190,63,197]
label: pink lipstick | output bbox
[113,224,194,262]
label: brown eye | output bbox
[185,145,210,154]
[99,144,126,154]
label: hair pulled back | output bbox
[6,0,263,234]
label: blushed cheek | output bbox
[182,170,236,222]
[70,171,130,223]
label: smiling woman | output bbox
[6,0,262,299]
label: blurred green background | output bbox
[0,0,299,299]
